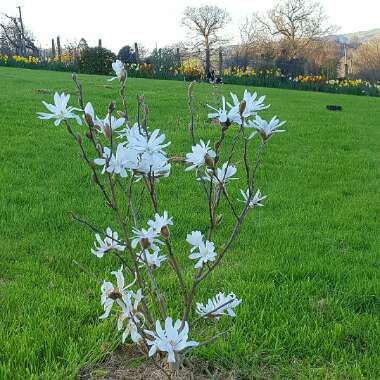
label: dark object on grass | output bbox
[326,105,343,111]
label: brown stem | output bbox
[64,121,112,206]
[140,250,167,320]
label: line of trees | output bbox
[1,1,380,81]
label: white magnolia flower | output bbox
[131,227,162,250]
[138,249,167,268]
[186,231,204,252]
[83,102,103,127]
[94,147,112,174]
[94,144,136,177]
[202,162,237,186]
[239,188,267,208]
[118,122,141,140]
[37,92,82,126]
[246,115,286,141]
[145,317,198,363]
[207,96,241,125]
[84,103,126,134]
[117,289,144,343]
[229,90,270,118]
[100,266,136,320]
[147,211,173,234]
[189,240,217,269]
[119,127,171,178]
[196,292,242,319]
[185,140,216,171]
[96,115,126,135]
[128,129,171,157]
[91,227,125,258]
[108,59,126,82]
[108,144,136,177]
[135,153,171,178]
[118,318,142,343]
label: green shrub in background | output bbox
[76,47,116,75]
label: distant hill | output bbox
[331,29,380,44]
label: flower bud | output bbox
[85,113,94,128]
[140,238,150,250]
[104,126,112,139]
[160,225,169,239]
[109,289,122,300]
[76,133,82,145]
[204,154,214,168]
[239,100,246,116]
[108,101,116,114]
[86,130,92,140]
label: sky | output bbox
[1,0,380,53]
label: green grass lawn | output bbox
[1,66,380,379]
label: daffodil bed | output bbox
[1,66,380,379]
[1,54,380,97]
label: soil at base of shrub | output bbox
[77,345,235,380]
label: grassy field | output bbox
[1,66,380,379]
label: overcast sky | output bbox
[2,0,380,52]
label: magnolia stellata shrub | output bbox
[37,59,286,370]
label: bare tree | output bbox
[352,35,380,82]
[0,7,39,56]
[239,16,279,69]
[181,5,230,74]
[253,0,336,59]
[306,39,341,76]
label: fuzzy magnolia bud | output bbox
[239,100,246,116]
[76,133,82,145]
[140,238,150,250]
[204,153,214,168]
[86,130,92,140]
[160,225,170,239]
[104,126,111,139]
[85,113,94,128]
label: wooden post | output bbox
[134,42,139,63]
[17,6,25,56]
[98,39,102,48]
[344,44,349,79]
[51,38,56,59]
[218,46,223,78]
[176,47,181,67]
[56,36,62,62]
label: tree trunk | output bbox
[51,39,56,58]
[205,36,210,75]
[57,36,61,62]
